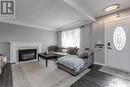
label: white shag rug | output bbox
[99,66,130,81]
[12,60,90,87]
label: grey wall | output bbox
[80,24,92,49]
[92,8,130,65]
[0,22,57,61]
[57,24,92,49]
[92,21,105,64]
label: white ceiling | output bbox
[0,0,130,31]
[72,0,130,17]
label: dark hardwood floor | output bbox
[71,64,130,87]
[89,64,102,71]
[0,64,13,87]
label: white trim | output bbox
[56,20,91,31]
[104,16,130,67]
[10,42,42,63]
[15,59,38,64]
[104,20,108,66]
[0,20,55,31]
[94,62,106,66]
[105,15,130,23]
[0,19,92,31]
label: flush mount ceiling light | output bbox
[104,4,120,12]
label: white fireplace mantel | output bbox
[10,42,42,63]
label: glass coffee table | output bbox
[38,53,57,67]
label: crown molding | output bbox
[56,19,92,31]
[0,20,56,31]
[0,19,92,32]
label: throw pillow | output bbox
[84,48,89,50]
[67,47,78,55]
[62,48,67,53]
[78,50,89,58]
[77,48,85,55]
[48,45,57,52]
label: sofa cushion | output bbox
[67,47,78,55]
[62,48,68,53]
[51,51,69,58]
[48,45,61,52]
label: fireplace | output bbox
[10,42,41,63]
[18,49,37,62]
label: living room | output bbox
[0,0,130,87]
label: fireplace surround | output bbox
[10,42,41,63]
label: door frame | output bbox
[104,16,130,66]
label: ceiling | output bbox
[0,0,130,31]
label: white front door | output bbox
[106,18,130,72]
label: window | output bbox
[113,26,126,51]
[62,29,80,48]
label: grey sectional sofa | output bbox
[48,45,94,76]
[57,53,94,76]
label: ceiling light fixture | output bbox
[104,4,120,12]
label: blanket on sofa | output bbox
[57,55,85,72]
[0,56,7,74]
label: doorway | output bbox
[105,18,130,72]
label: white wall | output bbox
[92,8,130,65]
[0,22,57,62]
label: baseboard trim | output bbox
[94,62,106,66]
[10,63,15,64]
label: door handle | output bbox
[107,47,112,49]
[107,42,112,49]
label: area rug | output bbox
[12,60,90,87]
[99,66,130,80]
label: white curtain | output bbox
[62,29,80,48]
